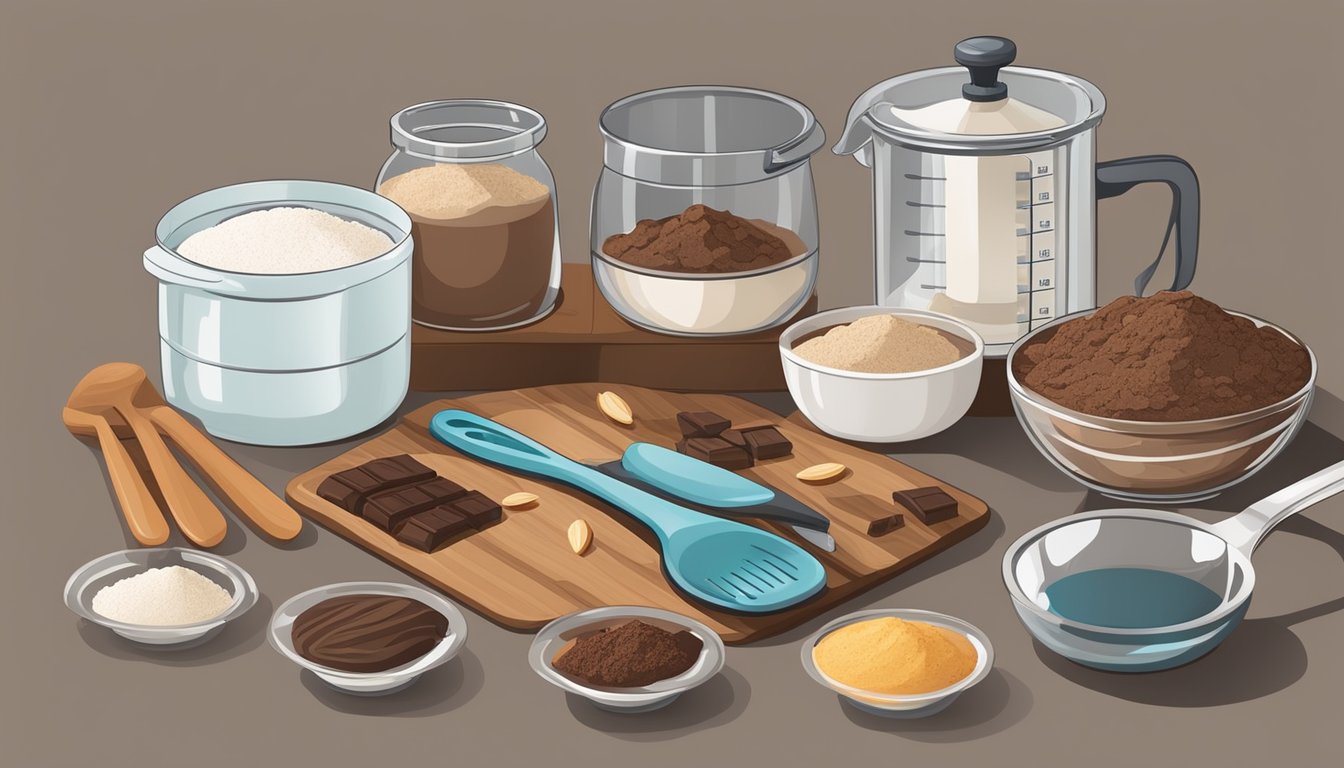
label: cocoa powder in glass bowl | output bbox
[1014,291,1311,422]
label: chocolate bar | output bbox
[363,477,467,532]
[739,425,793,460]
[677,410,730,438]
[678,436,753,470]
[892,486,958,524]
[397,507,473,552]
[318,455,436,514]
[448,490,502,529]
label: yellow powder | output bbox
[812,617,977,696]
[792,314,964,374]
[378,163,549,221]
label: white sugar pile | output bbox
[91,565,235,626]
[177,206,394,274]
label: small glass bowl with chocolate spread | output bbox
[268,581,467,696]
[529,606,725,713]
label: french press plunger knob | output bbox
[955,36,1017,102]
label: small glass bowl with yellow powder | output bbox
[801,608,993,718]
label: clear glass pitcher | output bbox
[835,37,1199,356]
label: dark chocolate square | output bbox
[396,506,473,552]
[740,426,793,460]
[448,491,502,529]
[327,466,384,496]
[363,455,435,486]
[676,410,730,438]
[678,436,753,470]
[363,477,468,532]
[892,486,959,524]
[317,475,364,513]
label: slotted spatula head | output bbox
[663,521,827,612]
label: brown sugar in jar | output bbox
[1014,291,1311,421]
[378,163,557,330]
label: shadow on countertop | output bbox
[564,666,751,742]
[839,668,1033,741]
[298,647,485,718]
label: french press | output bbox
[835,36,1199,356]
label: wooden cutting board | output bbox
[286,384,991,644]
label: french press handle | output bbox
[1095,155,1200,295]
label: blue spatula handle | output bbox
[428,410,712,541]
[622,443,775,508]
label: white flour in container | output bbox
[91,565,235,625]
[176,206,394,274]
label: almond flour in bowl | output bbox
[791,313,974,374]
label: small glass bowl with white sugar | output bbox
[64,547,258,648]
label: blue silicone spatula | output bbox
[428,409,828,614]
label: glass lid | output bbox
[834,36,1106,160]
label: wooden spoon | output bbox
[60,404,170,546]
[65,401,304,541]
[69,364,228,548]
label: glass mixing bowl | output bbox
[1006,309,1316,503]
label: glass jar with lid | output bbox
[377,99,561,331]
[591,86,825,336]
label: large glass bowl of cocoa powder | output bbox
[1007,293,1316,503]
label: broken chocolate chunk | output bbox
[719,428,747,448]
[397,506,473,552]
[677,410,731,438]
[739,425,793,460]
[892,486,958,524]
[677,436,753,470]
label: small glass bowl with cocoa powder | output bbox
[1007,293,1317,502]
[528,606,725,713]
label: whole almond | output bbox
[502,492,539,509]
[597,391,634,425]
[567,519,593,555]
[796,462,846,483]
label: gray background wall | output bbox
[4,1,1342,765]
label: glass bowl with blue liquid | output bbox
[1002,460,1344,672]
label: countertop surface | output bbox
[8,389,1344,766]
[6,0,1344,765]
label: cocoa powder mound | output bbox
[552,620,703,687]
[1015,291,1310,421]
[602,204,798,273]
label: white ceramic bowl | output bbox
[592,249,818,337]
[800,608,994,718]
[64,547,259,648]
[779,306,985,442]
[268,581,467,696]
[529,606,726,713]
